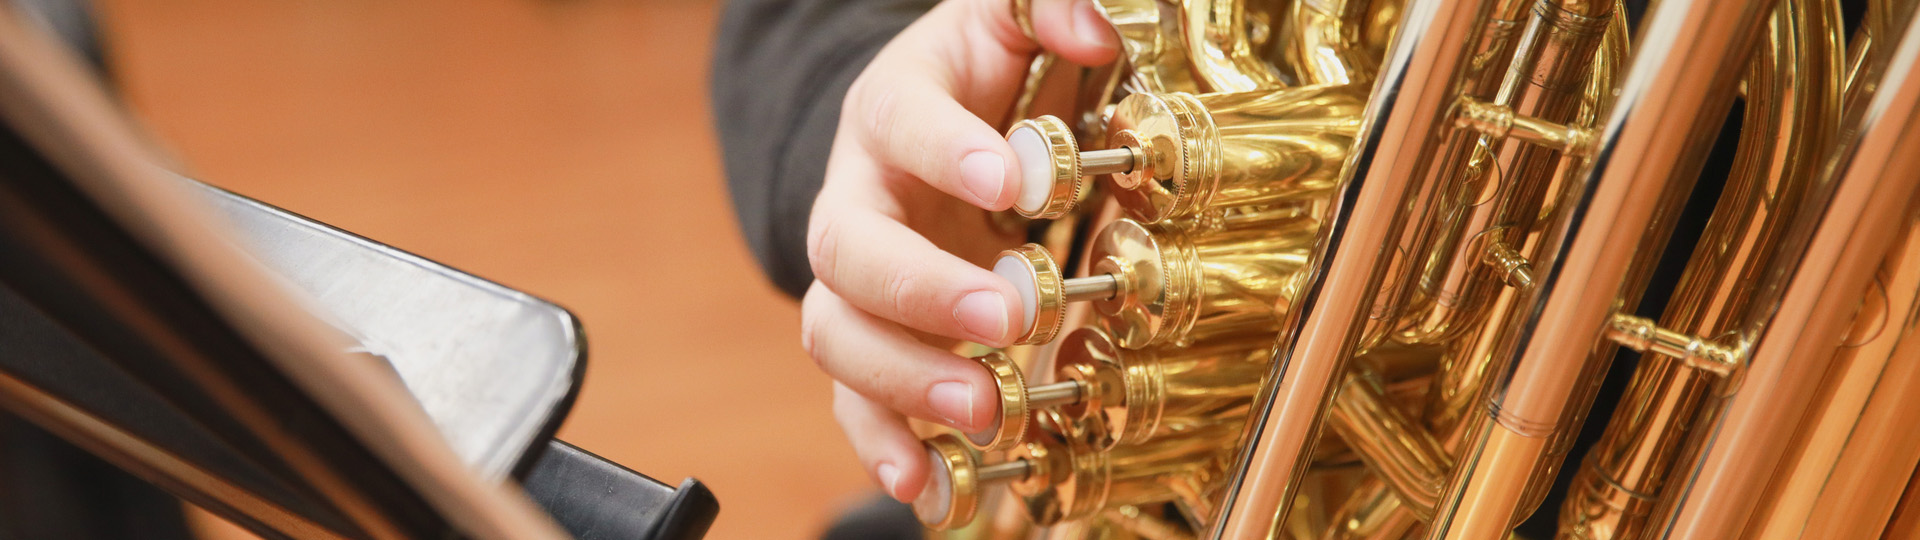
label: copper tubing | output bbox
[1554,2,1844,537]
[1645,12,1920,539]
[1421,0,1784,536]
[1207,0,1498,535]
[1744,206,1920,539]
[1884,468,1920,539]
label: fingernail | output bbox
[877,462,902,498]
[961,151,1006,205]
[954,290,1010,343]
[928,381,977,431]
[1072,1,1117,50]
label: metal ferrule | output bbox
[1016,411,1234,525]
[1106,86,1363,224]
[1052,327,1271,450]
[1090,216,1317,349]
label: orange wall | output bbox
[95,1,872,538]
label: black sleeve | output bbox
[710,0,939,300]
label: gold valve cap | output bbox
[1052,327,1134,450]
[965,351,1031,451]
[1012,410,1104,524]
[1088,219,1193,349]
[915,433,982,530]
[1006,115,1085,219]
[994,244,1068,345]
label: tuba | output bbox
[915,0,1920,537]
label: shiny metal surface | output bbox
[921,0,1920,536]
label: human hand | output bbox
[801,0,1117,503]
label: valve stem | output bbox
[1062,274,1120,302]
[1026,380,1086,409]
[977,459,1035,483]
[1079,147,1139,176]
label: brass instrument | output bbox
[920,0,1920,537]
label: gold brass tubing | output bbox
[1053,327,1271,449]
[1089,216,1318,349]
[1208,0,1497,535]
[1453,98,1597,156]
[1185,0,1289,92]
[1601,314,1742,377]
[1092,0,1203,94]
[1320,478,1421,540]
[1745,207,1920,539]
[1367,0,1623,351]
[1556,1,1842,537]
[1280,0,1379,86]
[1104,85,1365,224]
[1646,13,1920,538]
[1327,371,1450,518]
[1104,505,1197,540]
[1016,413,1235,525]
[1423,0,1783,536]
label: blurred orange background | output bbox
[93,1,872,538]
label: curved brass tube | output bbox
[1555,1,1844,537]
[1421,0,1782,536]
[1186,0,1291,91]
[1208,0,1499,535]
[1644,11,1920,539]
[1097,0,1204,93]
[1281,0,1381,85]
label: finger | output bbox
[832,382,931,502]
[801,283,1000,433]
[842,71,1023,211]
[807,201,1021,346]
[1021,0,1121,66]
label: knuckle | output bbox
[879,265,928,322]
[806,214,842,283]
[864,86,901,149]
[799,295,833,370]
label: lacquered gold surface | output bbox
[1005,243,1072,345]
[921,433,988,530]
[1089,216,1318,348]
[1052,327,1272,448]
[950,0,1920,536]
[970,352,1037,452]
[1103,86,1364,223]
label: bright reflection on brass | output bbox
[921,0,1920,537]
